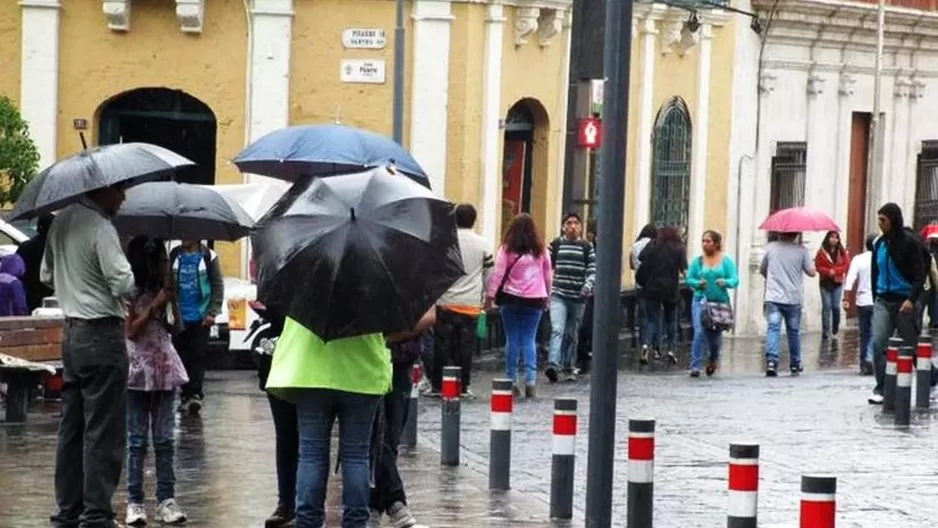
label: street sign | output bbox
[578,117,602,148]
[340,59,387,84]
[342,28,387,49]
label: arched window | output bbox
[650,97,692,229]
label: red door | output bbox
[502,140,527,235]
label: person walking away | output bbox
[814,231,850,340]
[485,214,552,398]
[635,226,687,365]
[545,212,596,383]
[123,237,189,526]
[868,204,929,404]
[630,224,656,345]
[577,219,598,373]
[842,234,876,376]
[430,204,493,398]
[16,212,55,312]
[685,230,738,377]
[0,254,28,316]
[170,239,224,414]
[44,185,136,528]
[370,320,436,528]
[760,231,816,377]
[924,234,938,328]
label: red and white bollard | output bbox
[627,418,655,528]
[800,475,836,528]
[402,362,421,448]
[884,336,901,411]
[895,346,914,426]
[488,378,513,490]
[916,335,932,409]
[440,366,462,466]
[549,398,577,519]
[727,443,759,528]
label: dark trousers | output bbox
[174,322,209,400]
[577,296,594,370]
[268,393,299,510]
[370,362,412,512]
[872,298,920,393]
[430,309,476,392]
[52,320,128,528]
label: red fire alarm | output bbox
[577,117,602,148]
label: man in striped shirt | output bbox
[545,212,597,382]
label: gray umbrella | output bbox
[113,181,255,242]
[8,142,195,221]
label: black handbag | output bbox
[494,255,520,306]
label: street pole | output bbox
[392,0,405,144]
[866,0,885,230]
[585,0,633,526]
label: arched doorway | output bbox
[650,96,692,229]
[97,88,217,185]
[502,98,549,235]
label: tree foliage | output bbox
[0,95,40,206]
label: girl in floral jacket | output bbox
[815,230,851,339]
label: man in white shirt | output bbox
[842,234,876,376]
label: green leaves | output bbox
[0,95,40,206]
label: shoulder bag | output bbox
[700,256,735,332]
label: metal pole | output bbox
[866,0,885,229]
[895,346,913,427]
[489,378,513,490]
[392,0,405,144]
[440,366,461,466]
[585,0,633,525]
[915,335,932,409]
[549,398,578,519]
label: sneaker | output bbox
[416,377,431,393]
[264,503,295,527]
[512,382,524,398]
[155,498,187,524]
[689,369,701,378]
[460,388,475,400]
[125,503,147,526]
[790,363,803,377]
[640,346,650,365]
[564,371,578,382]
[369,508,383,527]
[765,360,778,377]
[665,351,678,365]
[868,390,884,405]
[186,396,202,415]
[524,384,536,399]
[545,365,558,383]
[386,501,417,528]
[652,349,662,361]
[705,360,717,377]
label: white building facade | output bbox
[728,0,938,335]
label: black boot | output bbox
[265,504,295,527]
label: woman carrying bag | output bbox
[685,230,739,377]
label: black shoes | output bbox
[265,504,295,528]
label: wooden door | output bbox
[847,113,871,256]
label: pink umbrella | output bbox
[759,207,840,232]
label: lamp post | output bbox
[392,0,405,144]
[585,0,633,525]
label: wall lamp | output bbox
[662,1,764,36]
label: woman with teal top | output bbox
[685,230,739,377]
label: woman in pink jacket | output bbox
[486,214,553,398]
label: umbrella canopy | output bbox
[232,124,431,187]
[113,181,255,242]
[759,207,839,233]
[252,166,464,341]
[8,143,195,221]
[921,224,938,240]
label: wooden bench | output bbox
[0,317,63,423]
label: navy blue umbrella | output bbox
[233,124,430,187]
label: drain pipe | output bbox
[732,154,754,314]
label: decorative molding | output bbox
[911,79,926,99]
[175,0,204,34]
[102,0,130,32]
[19,0,61,8]
[838,72,856,96]
[762,58,938,78]
[807,73,826,96]
[536,8,563,47]
[514,7,539,46]
[894,78,912,98]
[658,17,684,55]
[759,72,778,94]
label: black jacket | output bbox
[871,203,926,303]
[635,240,687,302]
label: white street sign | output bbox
[342,28,387,49]
[340,59,387,84]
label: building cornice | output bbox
[754,0,938,43]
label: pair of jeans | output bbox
[430,309,477,392]
[871,298,920,393]
[268,393,299,510]
[294,389,379,528]
[173,323,209,401]
[764,302,802,367]
[370,362,411,513]
[857,305,874,364]
[642,298,677,351]
[689,297,723,370]
[500,304,543,385]
[547,295,586,372]
[819,284,844,337]
[126,390,176,504]
[52,320,128,528]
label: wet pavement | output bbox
[1,328,936,527]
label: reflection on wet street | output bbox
[1,328,936,527]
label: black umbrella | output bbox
[252,166,464,341]
[8,142,195,221]
[113,182,255,242]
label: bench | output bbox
[0,316,64,423]
[0,353,56,422]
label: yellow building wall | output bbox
[0,2,20,103]
[705,20,735,242]
[289,0,413,145]
[622,37,645,286]
[60,1,248,276]
[500,6,569,235]
[445,3,485,205]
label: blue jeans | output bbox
[547,295,586,372]
[857,305,873,364]
[819,285,843,337]
[764,302,802,366]
[500,304,543,385]
[690,297,723,370]
[295,389,380,528]
[126,390,176,504]
[642,299,677,350]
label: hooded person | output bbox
[0,253,27,316]
[16,213,55,312]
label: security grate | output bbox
[769,141,806,213]
[650,97,692,229]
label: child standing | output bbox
[124,236,190,526]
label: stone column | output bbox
[834,72,855,230]
[688,22,713,243]
[20,0,61,169]
[632,15,658,237]
[479,2,505,245]
[410,0,454,195]
[891,78,912,207]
